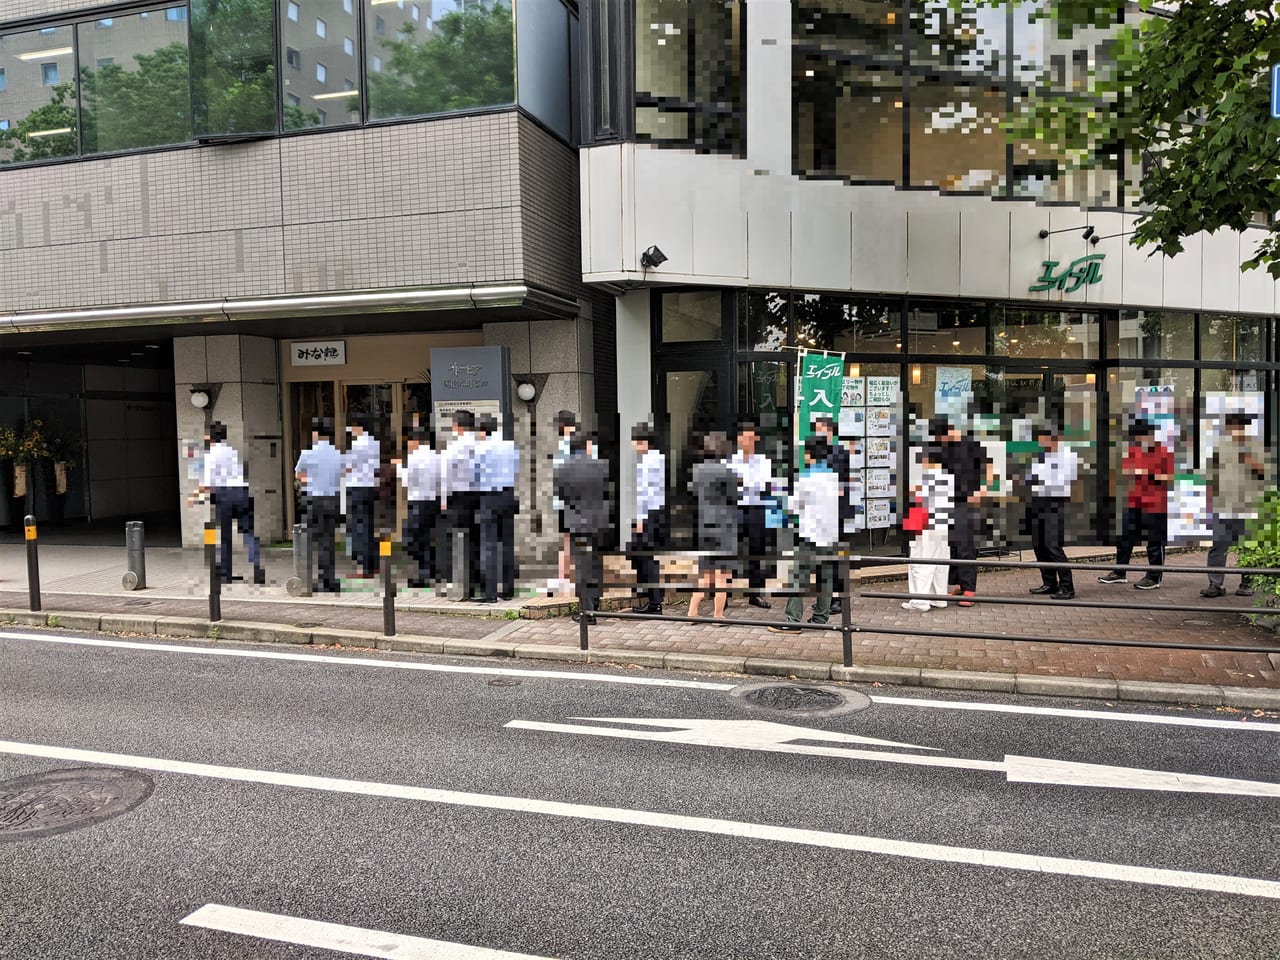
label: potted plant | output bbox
[13,419,50,519]
[0,423,15,529]
[45,428,82,524]
[1236,488,1280,633]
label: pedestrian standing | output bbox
[343,415,381,578]
[1098,419,1173,590]
[475,413,519,602]
[729,421,773,610]
[441,409,480,595]
[294,417,343,593]
[551,410,578,592]
[392,425,441,590]
[812,416,850,614]
[687,432,741,622]
[188,420,265,585]
[902,445,955,612]
[1028,425,1079,600]
[628,424,666,615]
[768,434,840,633]
[554,433,611,623]
[1201,411,1268,598]
[934,418,993,607]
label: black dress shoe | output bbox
[476,597,498,604]
[571,613,596,625]
[636,603,663,615]
[1028,584,1055,595]
[406,578,428,589]
[253,566,266,585]
[1051,589,1076,600]
[829,599,844,614]
[499,593,515,601]
[749,596,772,609]
[314,581,341,594]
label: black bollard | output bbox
[450,527,471,601]
[287,522,313,597]
[205,522,221,623]
[24,514,40,613]
[123,520,147,591]
[382,537,396,637]
[840,555,853,668]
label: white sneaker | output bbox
[929,601,948,609]
[900,601,931,612]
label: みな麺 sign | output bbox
[291,340,346,366]
[1029,254,1105,294]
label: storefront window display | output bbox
[995,307,1100,360]
[1109,311,1195,362]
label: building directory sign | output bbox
[430,345,512,441]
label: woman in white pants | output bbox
[904,446,955,612]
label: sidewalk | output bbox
[1,543,1276,698]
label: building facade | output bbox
[0,0,608,567]
[579,0,1279,552]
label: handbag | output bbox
[902,499,929,534]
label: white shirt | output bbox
[344,432,380,488]
[793,468,840,547]
[475,436,520,492]
[397,446,441,502]
[634,449,666,517]
[442,430,477,500]
[1031,445,1080,498]
[919,465,955,530]
[729,451,772,507]
[201,441,247,488]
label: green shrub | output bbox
[1236,487,1280,629]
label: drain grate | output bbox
[0,768,153,841]
[487,677,522,687]
[731,682,871,717]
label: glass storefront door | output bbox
[655,363,731,548]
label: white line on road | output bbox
[0,630,735,691]
[869,695,1280,732]
[2,738,1278,902]
[181,904,555,960]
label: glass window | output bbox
[517,0,572,141]
[41,62,60,86]
[343,36,354,56]
[1108,310,1194,361]
[739,292,789,352]
[795,58,903,184]
[287,2,300,22]
[97,18,115,28]
[0,68,6,92]
[0,25,78,165]
[635,0,744,155]
[795,295,904,354]
[343,0,353,13]
[661,291,724,344]
[190,0,277,137]
[908,79,1006,195]
[282,0,357,128]
[365,0,514,122]
[1201,315,1270,364]
[995,307,1100,360]
[286,92,301,108]
[165,7,187,21]
[77,8,192,155]
[906,302,990,356]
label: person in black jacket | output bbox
[554,433,611,624]
[813,416,851,614]
[931,418,993,607]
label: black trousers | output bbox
[1113,506,1166,582]
[346,486,379,576]
[478,489,517,600]
[1030,496,1072,590]
[304,494,340,588]
[571,533,605,612]
[444,492,481,589]
[947,501,979,593]
[738,504,771,590]
[213,486,260,578]
[628,508,666,606]
[403,499,440,583]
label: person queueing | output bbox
[687,432,742,622]
[441,409,480,597]
[934,418,993,608]
[343,414,381,578]
[294,417,343,593]
[1028,424,1079,601]
[769,434,840,633]
[628,423,667,615]
[812,416,850,614]
[1201,411,1268,598]
[1099,419,1173,590]
[392,425,441,590]
[729,421,773,610]
[901,444,955,612]
[554,433,611,623]
[475,414,520,603]
[189,420,265,585]
[551,410,579,592]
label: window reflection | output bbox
[0,25,78,164]
[281,0,359,128]
[796,295,903,354]
[190,0,277,137]
[661,291,724,343]
[1108,311,1194,362]
[1201,314,1269,364]
[907,302,989,356]
[994,307,1099,360]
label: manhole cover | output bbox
[731,682,870,718]
[488,677,522,687]
[0,768,153,841]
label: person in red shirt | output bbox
[1099,420,1174,589]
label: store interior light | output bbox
[27,128,72,139]
[17,47,73,61]
[849,364,861,379]
[313,90,358,100]
[911,365,922,385]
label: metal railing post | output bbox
[123,520,147,591]
[449,527,471,601]
[287,522,313,597]
[205,521,221,623]
[24,514,40,613]
[576,536,590,651]
[382,537,396,637]
[840,554,854,668]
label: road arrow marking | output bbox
[181,904,555,959]
[506,717,1280,798]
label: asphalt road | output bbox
[1,627,1278,960]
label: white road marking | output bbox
[869,694,1280,732]
[0,630,734,691]
[2,738,1278,901]
[508,718,1280,797]
[181,904,555,959]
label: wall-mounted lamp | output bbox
[849,363,861,379]
[189,384,220,410]
[640,245,668,270]
[1038,225,1094,240]
[1087,230,1134,247]
[516,382,537,403]
[911,365,922,385]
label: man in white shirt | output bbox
[475,414,520,602]
[628,423,666,615]
[1028,424,1080,600]
[343,414,382,578]
[392,425,441,590]
[729,422,774,610]
[441,409,480,594]
[769,434,840,633]
[295,417,343,593]
[188,420,264,585]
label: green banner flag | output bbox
[794,350,844,464]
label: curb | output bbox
[3,607,1278,711]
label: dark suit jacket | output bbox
[554,454,611,538]
[826,441,853,521]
